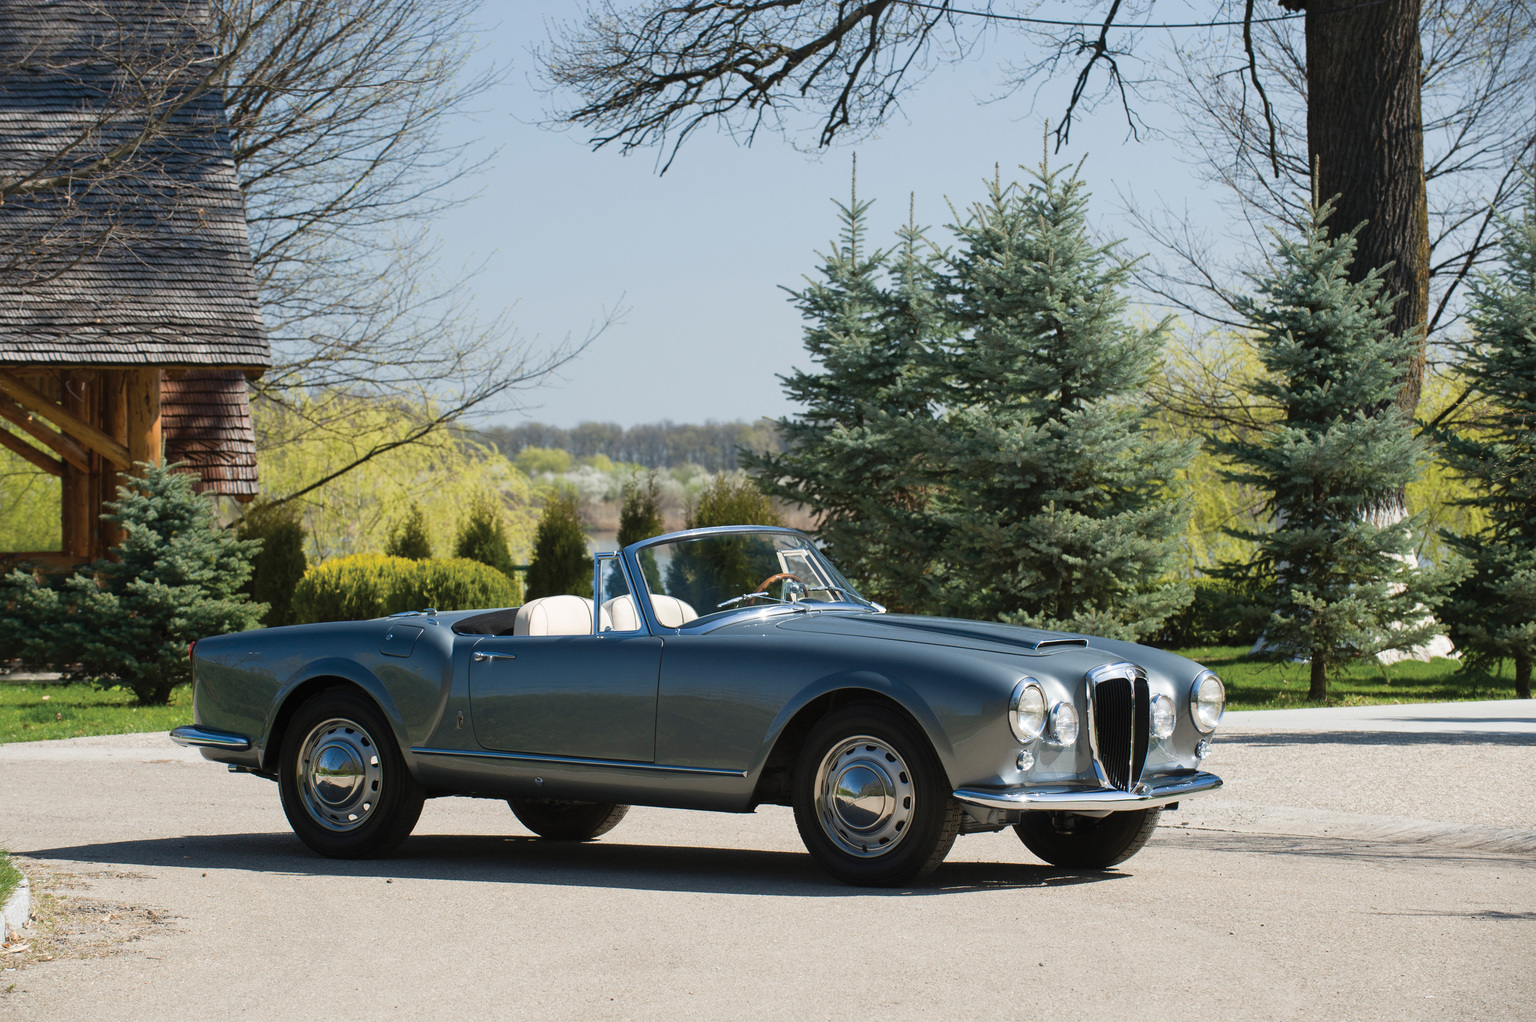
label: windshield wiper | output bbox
[716,591,786,609]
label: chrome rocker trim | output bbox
[953,771,1222,812]
[412,746,749,777]
[169,725,252,751]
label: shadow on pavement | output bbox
[18,831,1128,897]
[1219,730,1536,747]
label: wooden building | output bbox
[0,1,269,570]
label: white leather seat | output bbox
[603,595,643,631]
[601,594,700,630]
[513,595,612,636]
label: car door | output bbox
[468,631,664,762]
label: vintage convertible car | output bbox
[173,525,1224,886]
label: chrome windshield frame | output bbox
[621,525,878,633]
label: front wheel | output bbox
[278,689,425,859]
[509,799,629,841]
[792,705,961,886]
[1015,808,1161,869]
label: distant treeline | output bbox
[477,419,783,472]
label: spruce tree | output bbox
[930,162,1192,638]
[1439,197,1536,699]
[0,463,265,705]
[1219,202,1449,699]
[745,178,946,610]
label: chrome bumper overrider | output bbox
[169,725,252,751]
[953,771,1222,812]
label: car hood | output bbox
[772,611,1092,657]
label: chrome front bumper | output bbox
[169,725,251,751]
[953,771,1222,812]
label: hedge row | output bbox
[291,554,519,624]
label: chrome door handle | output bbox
[472,651,517,663]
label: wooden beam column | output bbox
[60,370,91,559]
[125,367,162,470]
[100,370,129,553]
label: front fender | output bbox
[260,657,411,771]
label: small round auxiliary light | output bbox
[1149,693,1176,740]
[1046,702,1079,747]
[1016,749,1035,772]
[1195,739,1212,762]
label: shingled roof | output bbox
[0,0,271,371]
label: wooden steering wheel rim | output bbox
[747,572,802,605]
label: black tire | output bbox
[508,799,629,841]
[278,689,425,859]
[1015,808,1161,869]
[792,704,961,887]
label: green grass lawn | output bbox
[0,682,191,744]
[1176,645,1523,710]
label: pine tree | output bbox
[930,161,1192,638]
[1219,202,1450,699]
[386,503,433,560]
[524,488,591,599]
[0,463,266,705]
[745,174,946,610]
[1439,195,1536,699]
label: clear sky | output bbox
[435,2,1229,430]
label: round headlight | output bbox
[1009,679,1047,742]
[1149,693,1176,740]
[1191,671,1225,733]
[1047,701,1079,747]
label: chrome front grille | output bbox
[1087,663,1150,792]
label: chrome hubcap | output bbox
[814,735,915,858]
[298,718,382,832]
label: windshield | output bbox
[635,531,872,625]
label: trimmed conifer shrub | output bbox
[237,501,309,627]
[1438,196,1536,699]
[385,503,433,560]
[291,554,517,623]
[0,463,265,705]
[617,472,665,547]
[687,473,783,529]
[1217,201,1452,699]
[525,489,591,599]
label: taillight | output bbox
[187,640,197,661]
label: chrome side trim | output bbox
[169,725,252,751]
[952,771,1222,812]
[411,746,748,778]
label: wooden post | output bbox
[125,367,162,470]
[60,370,91,558]
[100,370,129,553]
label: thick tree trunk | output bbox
[1308,651,1327,701]
[1517,654,1532,702]
[1286,0,1428,421]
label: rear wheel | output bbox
[278,690,424,858]
[792,704,961,886]
[1015,808,1161,868]
[509,799,629,841]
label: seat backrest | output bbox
[601,593,701,630]
[648,594,699,629]
[602,595,642,632]
[513,595,611,636]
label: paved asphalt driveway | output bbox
[2,700,1533,1020]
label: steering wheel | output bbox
[748,572,803,606]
